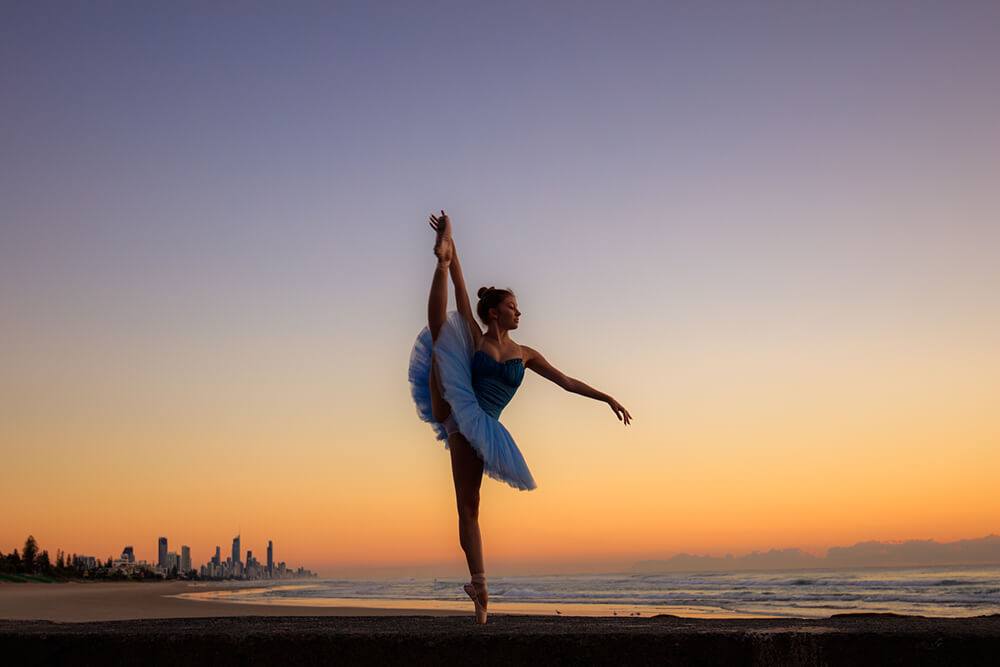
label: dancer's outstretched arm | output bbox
[430,211,483,344]
[523,346,632,425]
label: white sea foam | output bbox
[200,565,1000,618]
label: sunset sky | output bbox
[2,2,998,576]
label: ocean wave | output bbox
[241,565,1000,617]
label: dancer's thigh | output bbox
[429,354,451,423]
[449,434,483,503]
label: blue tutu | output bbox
[408,311,537,491]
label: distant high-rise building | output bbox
[212,546,221,567]
[122,546,135,563]
[267,541,273,575]
[181,545,191,573]
[158,537,167,569]
[232,535,241,567]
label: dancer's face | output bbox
[493,296,521,330]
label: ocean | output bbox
[180,565,1000,618]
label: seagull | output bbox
[556,610,561,615]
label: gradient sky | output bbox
[2,1,998,576]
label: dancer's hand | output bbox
[608,398,632,426]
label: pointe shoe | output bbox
[463,574,487,624]
[431,212,452,261]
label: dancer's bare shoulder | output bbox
[519,344,542,366]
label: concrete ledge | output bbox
[2,614,999,666]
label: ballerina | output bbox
[408,210,631,623]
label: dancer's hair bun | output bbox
[476,286,515,324]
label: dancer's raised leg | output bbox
[427,240,451,342]
[427,224,453,423]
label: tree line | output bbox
[0,535,150,580]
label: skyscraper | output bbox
[267,540,273,576]
[158,537,167,569]
[212,546,221,567]
[122,546,135,563]
[232,535,241,568]
[181,545,191,573]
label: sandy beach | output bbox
[0,581,459,622]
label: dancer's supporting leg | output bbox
[451,433,487,623]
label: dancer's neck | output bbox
[483,325,510,345]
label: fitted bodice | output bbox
[470,349,524,419]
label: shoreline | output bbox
[3,579,998,623]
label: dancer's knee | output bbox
[431,401,450,424]
[456,497,480,524]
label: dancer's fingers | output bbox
[611,402,631,425]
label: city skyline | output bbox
[147,533,312,578]
[1,533,315,580]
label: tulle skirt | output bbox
[409,311,536,491]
